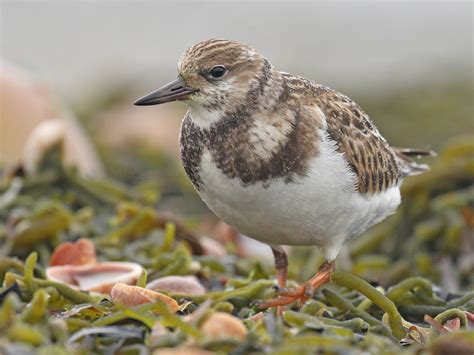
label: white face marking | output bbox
[186,103,224,129]
[185,75,256,129]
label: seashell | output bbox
[110,283,179,312]
[0,62,104,177]
[200,312,248,341]
[49,238,96,266]
[200,236,227,258]
[146,275,205,296]
[444,317,461,331]
[46,261,143,294]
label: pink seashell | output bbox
[46,261,143,293]
[49,238,96,266]
[444,317,461,331]
[110,283,179,312]
[200,236,227,258]
[146,276,205,296]
[200,312,248,341]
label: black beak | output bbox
[134,76,197,106]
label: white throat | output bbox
[186,102,224,130]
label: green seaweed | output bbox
[0,135,473,353]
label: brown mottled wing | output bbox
[315,90,401,194]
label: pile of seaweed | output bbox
[0,136,473,354]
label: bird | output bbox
[134,38,434,309]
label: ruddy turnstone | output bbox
[135,39,433,308]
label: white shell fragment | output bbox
[146,275,206,296]
[46,261,143,294]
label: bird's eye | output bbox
[209,65,226,79]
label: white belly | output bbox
[196,134,401,259]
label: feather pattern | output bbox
[137,38,435,263]
[282,72,433,194]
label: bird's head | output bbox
[135,39,278,126]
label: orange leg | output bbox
[259,259,335,309]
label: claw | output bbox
[259,261,335,311]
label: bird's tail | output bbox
[394,148,436,177]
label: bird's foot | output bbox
[257,260,335,310]
[257,283,312,309]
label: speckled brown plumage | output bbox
[279,72,404,194]
[321,96,400,195]
[180,73,402,194]
[180,69,323,189]
[175,39,430,196]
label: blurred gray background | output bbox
[1,0,473,180]
[2,1,472,96]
